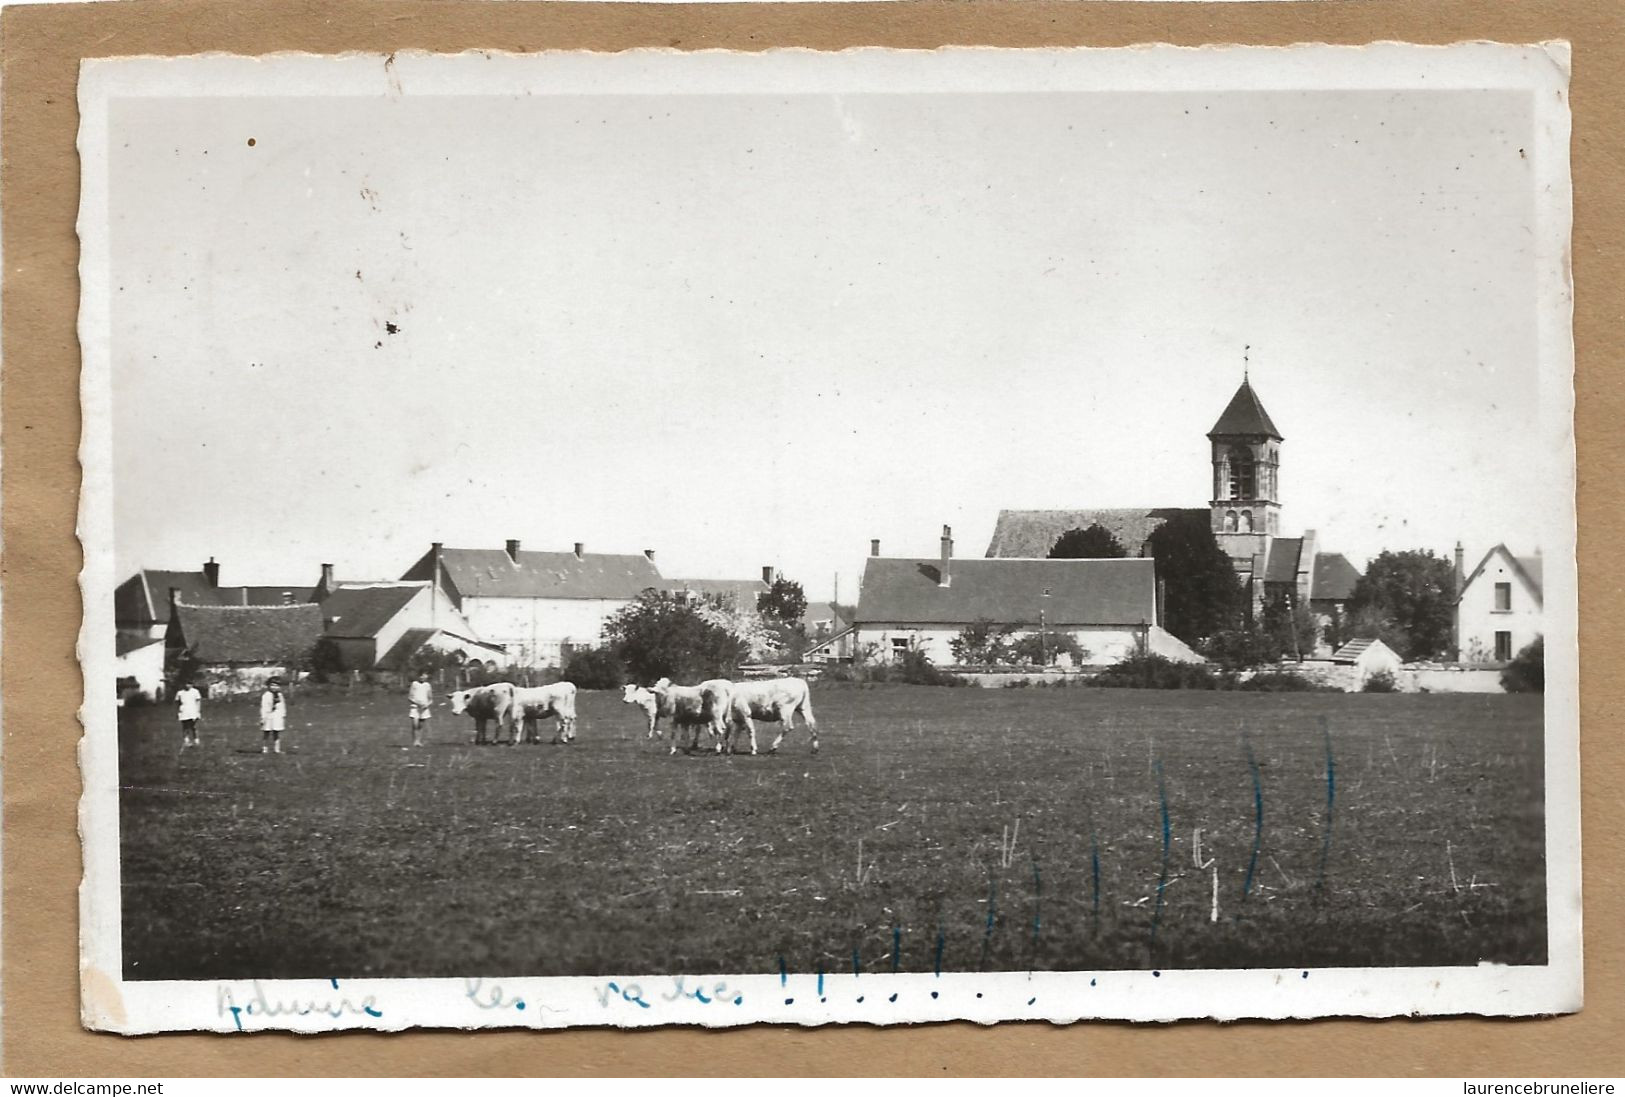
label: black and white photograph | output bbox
[76,43,1579,1031]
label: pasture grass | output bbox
[117,685,1545,979]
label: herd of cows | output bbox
[445,675,820,755]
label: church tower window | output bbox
[1228,446,1256,500]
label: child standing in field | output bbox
[259,676,287,754]
[175,679,204,749]
[407,670,433,747]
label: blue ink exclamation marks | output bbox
[891,925,901,973]
[1031,860,1042,951]
[1091,832,1101,931]
[1315,716,1335,895]
[1151,760,1170,948]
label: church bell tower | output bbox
[1208,375,1283,568]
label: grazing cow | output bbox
[724,677,819,755]
[448,682,516,745]
[511,682,579,744]
[622,678,732,754]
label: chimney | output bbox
[870,538,881,557]
[762,565,776,585]
[203,557,220,588]
[431,542,443,625]
[1454,541,1466,596]
[573,541,585,560]
[506,539,522,564]
[168,585,181,615]
[644,549,656,563]
[240,588,248,606]
[939,525,953,588]
[320,563,336,591]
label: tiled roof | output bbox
[1514,555,1544,598]
[984,508,1204,559]
[378,627,505,671]
[115,633,163,658]
[1330,637,1377,664]
[1208,380,1283,440]
[1263,538,1304,584]
[1311,553,1362,602]
[320,584,423,639]
[857,557,1156,627]
[170,601,324,665]
[115,569,315,624]
[668,578,768,604]
[404,547,663,601]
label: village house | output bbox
[984,377,1361,648]
[399,540,664,667]
[115,557,316,645]
[1454,543,1543,664]
[854,526,1203,667]
[312,567,505,672]
[164,596,325,695]
[665,566,775,609]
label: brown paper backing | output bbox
[4,0,1620,1077]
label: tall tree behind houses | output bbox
[1048,524,1129,559]
[1346,549,1456,661]
[1145,511,1244,645]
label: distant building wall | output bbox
[1457,552,1542,665]
[853,623,1149,667]
[459,596,632,666]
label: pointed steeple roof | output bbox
[1207,379,1283,440]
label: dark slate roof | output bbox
[1208,380,1283,440]
[1311,553,1362,602]
[378,627,505,670]
[1514,555,1544,597]
[116,570,316,624]
[1331,637,1378,664]
[1263,538,1304,584]
[115,633,163,658]
[320,584,423,639]
[984,508,1204,559]
[857,557,1156,626]
[403,547,663,600]
[170,601,324,665]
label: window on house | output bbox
[1494,582,1512,611]
[1228,446,1256,499]
[1495,631,1513,662]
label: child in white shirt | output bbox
[407,671,434,747]
[259,677,287,754]
[175,680,204,748]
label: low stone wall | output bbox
[1405,666,1505,693]
[958,670,1083,689]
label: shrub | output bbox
[1361,669,1400,693]
[563,647,627,690]
[1092,654,1221,690]
[1238,670,1333,693]
[885,650,966,687]
[1500,637,1544,693]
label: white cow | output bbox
[511,682,579,744]
[448,682,517,745]
[621,678,732,754]
[724,677,819,755]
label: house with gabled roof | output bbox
[164,597,325,694]
[400,540,665,666]
[665,566,775,610]
[116,557,316,644]
[856,526,1203,667]
[985,377,1362,644]
[1455,543,1543,664]
[317,578,505,671]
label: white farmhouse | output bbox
[399,540,663,667]
[853,527,1203,667]
[1455,543,1543,664]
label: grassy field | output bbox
[118,683,1546,980]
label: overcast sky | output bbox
[107,77,1556,600]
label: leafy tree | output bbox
[1347,550,1456,661]
[1049,524,1127,559]
[562,647,627,690]
[1501,636,1544,693]
[950,618,1012,665]
[603,589,747,685]
[759,577,809,630]
[1007,631,1087,667]
[1260,593,1318,661]
[1145,511,1244,645]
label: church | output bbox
[983,377,1362,646]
